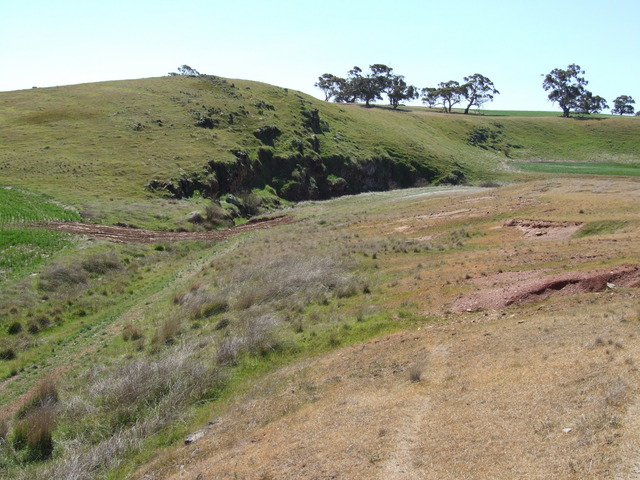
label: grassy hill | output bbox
[1,75,639,228]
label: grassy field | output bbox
[474,108,613,117]
[514,160,640,176]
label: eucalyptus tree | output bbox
[421,81,464,113]
[542,64,604,117]
[460,74,499,114]
[612,95,636,115]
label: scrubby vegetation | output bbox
[0,189,414,479]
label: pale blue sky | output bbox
[2,0,639,112]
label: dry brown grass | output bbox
[134,296,640,480]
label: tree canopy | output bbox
[421,81,464,113]
[169,65,201,77]
[315,64,418,108]
[612,95,636,115]
[542,64,608,117]
[314,63,634,117]
[461,74,500,114]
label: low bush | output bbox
[26,320,40,334]
[152,316,182,346]
[12,406,56,461]
[0,417,8,441]
[80,251,121,275]
[38,263,87,292]
[122,323,143,341]
[0,345,16,361]
[174,284,229,319]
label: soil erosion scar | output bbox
[37,215,295,244]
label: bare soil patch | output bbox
[36,215,295,244]
[452,265,640,312]
[504,218,584,239]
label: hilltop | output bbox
[1,75,639,228]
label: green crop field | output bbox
[0,187,80,224]
[0,188,80,281]
[514,161,640,176]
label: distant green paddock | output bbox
[469,109,565,117]
[514,161,640,177]
[469,109,615,118]
[0,187,80,281]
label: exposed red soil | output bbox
[37,215,295,244]
[504,218,584,239]
[452,265,640,312]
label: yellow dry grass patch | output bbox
[135,297,640,480]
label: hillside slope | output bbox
[133,177,640,480]
[1,76,639,228]
[1,177,639,479]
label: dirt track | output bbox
[38,215,295,243]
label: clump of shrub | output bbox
[174,283,229,319]
[0,417,8,441]
[9,377,59,462]
[335,277,371,298]
[27,319,41,334]
[0,343,16,361]
[80,345,223,436]
[409,364,424,382]
[80,251,121,275]
[228,254,346,311]
[16,377,59,420]
[38,263,87,292]
[238,191,262,216]
[215,313,281,365]
[12,405,56,461]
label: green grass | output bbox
[514,161,640,177]
[475,109,613,118]
[0,229,72,282]
[574,220,628,238]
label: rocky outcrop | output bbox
[147,150,443,202]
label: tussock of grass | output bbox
[37,263,88,292]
